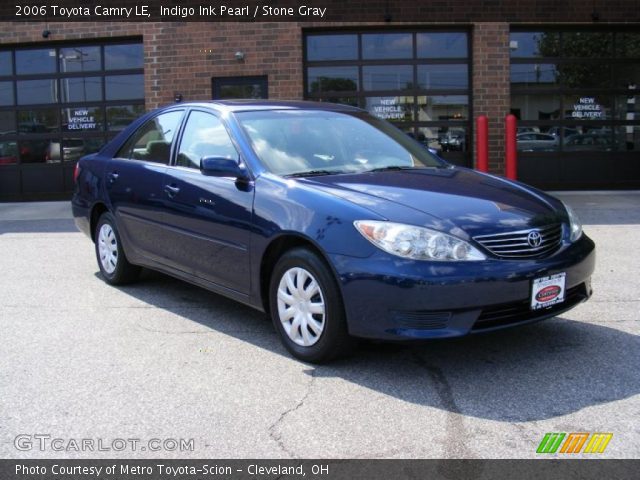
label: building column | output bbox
[472,23,511,175]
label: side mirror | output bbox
[200,156,246,179]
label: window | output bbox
[362,33,412,59]
[0,82,13,106]
[0,39,144,172]
[417,95,469,121]
[0,111,16,135]
[417,33,468,58]
[212,76,268,100]
[0,140,18,164]
[117,110,183,164]
[106,74,144,100]
[18,109,58,133]
[307,35,358,61]
[510,32,560,58]
[15,49,56,75]
[307,67,358,94]
[417,65,468,89]
[60,77,103,103]
[304,30,471,166]
[104,44,144,70]
[59,46,101,73]
[106,105,145,132]
[0,51,12,76]
[511,94,561,121]
[17,80,57,105]
[363,65,413,91]
[511,29,640,154]
[510,64,559,88]
[176,111,238,169]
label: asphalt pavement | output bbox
[0,193,638,459]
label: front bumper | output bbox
[330,234,595,340]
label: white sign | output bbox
[571,97,603,119]
[371,98,406,120]
[67,109,97,130]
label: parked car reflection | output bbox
[564,133,613,151]
[46,138,86,163]
[0,140,18,164]
[516,132,559,152]
[438,128,467,152]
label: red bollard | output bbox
[505,114,517,180]
[476,115,489,172]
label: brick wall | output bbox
[472,23,511,174]
[142,22,303,108]
[0,21,304,108]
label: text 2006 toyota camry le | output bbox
[72,101,595,362]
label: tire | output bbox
[269,247,354,363]
[94,212,140,285]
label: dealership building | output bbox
[1,4,639,200]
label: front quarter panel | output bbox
[251,174,381,260]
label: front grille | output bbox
[472,284,587,331]
[473,224,563,259]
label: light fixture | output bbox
[234,51,245,61]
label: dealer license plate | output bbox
[531,273,566,310]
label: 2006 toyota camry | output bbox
[72,101,595,362]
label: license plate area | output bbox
[531,273,566,310]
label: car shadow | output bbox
[108,269,639,423]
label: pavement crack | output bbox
[135,325,261,335]
[412,353,476,460]
[268,369,316,458]
[137,326,213,335]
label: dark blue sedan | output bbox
[72,101,595,362]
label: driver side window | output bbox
[176,111,239,169]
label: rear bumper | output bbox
[330,234,595,340]
[71,195,91,239]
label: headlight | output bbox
[563,202,583,242]
[354,221,486,261]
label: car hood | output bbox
[297,167,565,238]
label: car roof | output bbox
[167,100,364,114]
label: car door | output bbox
[160,109,254,294]
[106,109,184,264]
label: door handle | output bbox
[107,171,119,183]
[164,184,180,198]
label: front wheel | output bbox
[269,248,353,363]
[95,212,140,285]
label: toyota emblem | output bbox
[527,231,542,248]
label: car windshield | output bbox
[236,109,447,176]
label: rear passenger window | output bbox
[176,111,238,169]
[116,110,183,164]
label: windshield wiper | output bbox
[366,165,449,173]
[366,165,418,173]
[285,169,342,178]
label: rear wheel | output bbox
[269,248,353,363]
[95,212,140,285]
